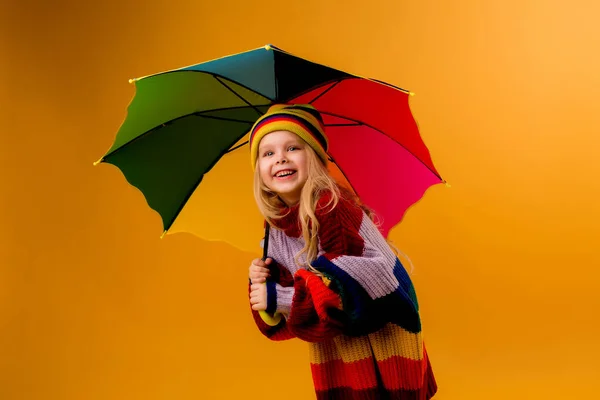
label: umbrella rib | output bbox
[367,78,410,93]
[281,77,353,103]
[191,104,269,120]
[163,125,253,233]
[281,77,411,105]
[273,50,279,100]
[145,69,277,102]
[226,140,249,153]
[193,114,256,124]
[320,111,443,181]
[308,80,341,104]
[268,46,411,94]
[101,105,266,160]
[213,75,264,117]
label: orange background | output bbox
[2,0,599,399]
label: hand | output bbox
[249,258,271,284]
[249,283,267,311]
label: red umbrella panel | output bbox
[292,78,443,237]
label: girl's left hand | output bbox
[249,283,267,311]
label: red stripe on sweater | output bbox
[311,357,379,391]
[377,355,428,390]
[311,354,429,391]
[315,193,365,258]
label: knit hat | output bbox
[249,104,329,169]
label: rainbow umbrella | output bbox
[95,44,444,255]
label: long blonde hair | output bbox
[253,144,413,274]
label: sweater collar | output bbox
[271,203,302,237]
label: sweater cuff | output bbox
[275,284,294,315]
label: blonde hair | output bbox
[253,142,414,274]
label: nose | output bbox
[276,155,287,164]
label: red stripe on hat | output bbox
[250,115,326,150]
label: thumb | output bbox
[264,258,273,265]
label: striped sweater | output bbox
[250,191,437,400]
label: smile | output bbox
[274,170,296,178]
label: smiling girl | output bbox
[246,104,437,400]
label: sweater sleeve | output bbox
[309,193,422,336]
[249,256,345,342]
[248,258,296,341]
[251,193,422,342]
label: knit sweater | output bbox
[249,191,437,400]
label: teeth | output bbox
[276,170,294,177]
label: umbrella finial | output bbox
[264,44,272,51]
[129,78,138,84]
[409,92,415,96]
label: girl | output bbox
[247,104,437,400]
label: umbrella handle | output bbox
[259,308,282,326]
[257,223,282,326]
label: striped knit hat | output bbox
[249,104,329,169]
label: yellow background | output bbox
[2,0,599,399]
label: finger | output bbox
[250,266,269,275]
[249,270,264,278]
[251,267,269,276]
[250,298,263,307]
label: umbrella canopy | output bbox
[95,44,443,254]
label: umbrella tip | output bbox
[264,44,272,51]
[409,92,415,96]
[129,78,137,84]
[444,181,451,188]
[93,158,103,166]
[160,230,167,239]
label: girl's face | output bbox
[257,130,309,206]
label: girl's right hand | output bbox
[249,258,272,284]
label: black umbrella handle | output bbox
[262,222,270,261]
[258,222,282,325]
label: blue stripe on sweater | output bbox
[312,255,422,335]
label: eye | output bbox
[288,146,298,151]
[263,150,273,157]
